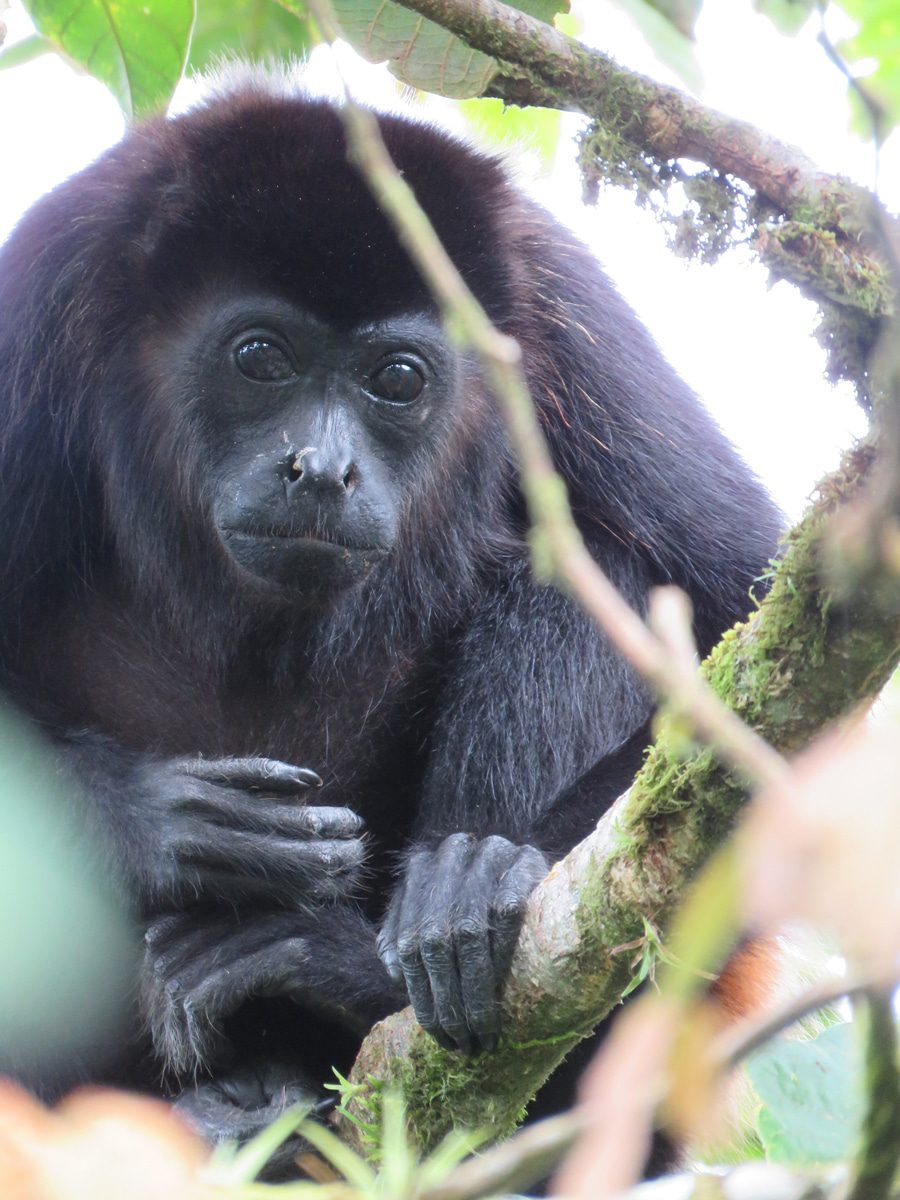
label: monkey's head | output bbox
[128,91,521,598]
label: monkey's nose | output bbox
[285,447,359,495]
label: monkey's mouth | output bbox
[222,527,386,554]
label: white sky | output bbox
[1,0,896,522]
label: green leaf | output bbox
[753,0,817,37]
[643,0,701,40]
[0,710,132,1078]
[747,1023,864,1164]
[458,98,563,171]
[610,0,703,91]
[839,0,900,139]
[296,1118,379,1189]
[329,0,567,99]
[0,33,53,70]
[22,0,194,118]
[523,0,568,21]
[219,1102,314,1183]
[188,0,311,73]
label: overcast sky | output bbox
[1,0,896,522]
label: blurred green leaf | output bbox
[0,707,133,1080]
[329,0,567,99]
[22,0,194,117]
[644,0,701,39]
[188,0,311,73]
[610,0,703,91]
[754,0,817,36]
[458,98,563,171]
[747,1022,864,1164]
[839,0,900,139]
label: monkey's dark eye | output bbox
[369,360,425,404]
[235,339,295,381]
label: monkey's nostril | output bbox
[342,464,359,492]
[288,446,318,484]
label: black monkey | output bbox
[0,84,781,1146]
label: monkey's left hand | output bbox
[377,833,548,1053]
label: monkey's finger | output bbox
[417,835,480,1053]
[420,929,471,1055]
[390,847,449,1037]
[397,935,444,1048]
[455,924,497,1052]
[184,938,313,1024]
[451,838,518,1051]
[489,845,548,984]
[376,901,403,984]
[378,845,436,984]
[178,756,323,791]
[146,911,297,991]
[174,828,366,898]
[174,794,364,839]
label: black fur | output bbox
[0,86,781,1148]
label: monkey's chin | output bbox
[222,530,386,593]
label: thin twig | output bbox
[426,1111,583,1200]
[713,970,900,1074]
[307,0,788,796]
[848,987,900,1200]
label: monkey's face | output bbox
[145,288,460,596]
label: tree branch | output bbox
[383,0,892,400]
[392,0,881,232]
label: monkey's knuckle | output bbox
[437,1016,470,1043]
[442,832,474,853]
[493,894,526,925]
[516,846,549,876]
[421,930,451,961]
[465,1006,497,1033]
[396,936,420,966]
[144,916,177,949]
[454,918,485,946]
[302,809,324,837]
[163,978,183,1007]
[481,834,512,856]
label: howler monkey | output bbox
[0,84,781,1149]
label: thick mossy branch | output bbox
[343,446,900,1156]
[394,0,888,242]
[394,0,894,400]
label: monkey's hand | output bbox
[142,907,402,1075]
[377,833,548,1054]
[136,755,365,907]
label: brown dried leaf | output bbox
[0,1080,211,1200]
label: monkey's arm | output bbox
[379,550,654,1052]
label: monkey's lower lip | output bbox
[223,528,383,553]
